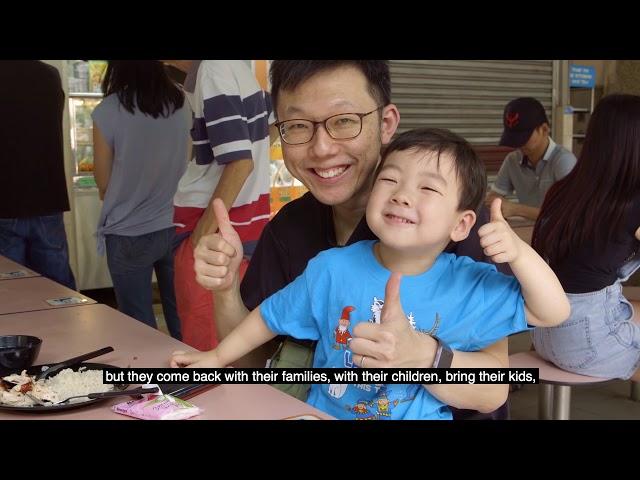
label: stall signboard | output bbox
[570,64,596,88]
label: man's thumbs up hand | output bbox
[193,198,244,292]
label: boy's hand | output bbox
[478,198,522,264]
[193,198,244,292]
[170,350,222,368]
[349,273,436,368]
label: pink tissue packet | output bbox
[112,391,202,420]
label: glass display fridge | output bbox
[65,60,112,290]
[69,95,101,187]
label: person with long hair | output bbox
[531,93,640,380]
[92,60,190,339]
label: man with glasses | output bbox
[276,107,382,146]
[191,61,509,418]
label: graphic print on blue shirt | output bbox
[330,297,437,419]
[338,384,419,420]
[367,295,440,335]
[260,240,528,420]
[334,306,354,350]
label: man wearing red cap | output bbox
[486,97,576,221]
[334,306,355,350]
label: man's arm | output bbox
[191,157,253,248]
[93,125,113,201]
[426,338,509,413]
[214,223,287,368]
[487,191,540,221]
[506,202,540,220]
[350,273,511,413]
[191,61,258,247]
[194,83,279,245]
[214,273,278,368]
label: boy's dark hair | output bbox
[269,61,391,115]
[378,128,486,213]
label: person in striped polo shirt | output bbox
[166,60,274,351]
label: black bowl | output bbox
[0,335,43,375]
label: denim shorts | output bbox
[532,281,640,379]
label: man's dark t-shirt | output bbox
[0,61,70,218]
[241,192,497,311]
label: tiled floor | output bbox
[152,303,171,336]
[507,332,640,420]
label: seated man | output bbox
[487,97,576,221]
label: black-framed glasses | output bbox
[275,106,383,145]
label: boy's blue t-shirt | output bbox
[260,240,528,420]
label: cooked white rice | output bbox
[0,367,113,407]
[45,368,113,403]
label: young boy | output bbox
[171,128,570,420]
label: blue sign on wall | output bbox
[570,64,596,88]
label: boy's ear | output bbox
[450,209,476,242]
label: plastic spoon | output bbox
[34,346,115,381]
[25,386,159,406]
[53,386,159,405]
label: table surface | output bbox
[507,216,534,245]
[0,304,333,420]
[506,216,535,228]
[0,255,40,280]
[0,276,96,315]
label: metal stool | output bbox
[509,351,613,420]
[631,381,640,401]
[624,294,640,400]
[511,297,640,417]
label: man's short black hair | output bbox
[269,61,391,115]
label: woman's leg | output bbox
[154,228,181,340]
[105,233,156,329]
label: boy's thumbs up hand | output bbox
[379,272,406,325]
[193,198,244,292]
[490,197,505,223]
[349,272,437,369]
[478,198,521,264]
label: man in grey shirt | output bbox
[487,97,577,221]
